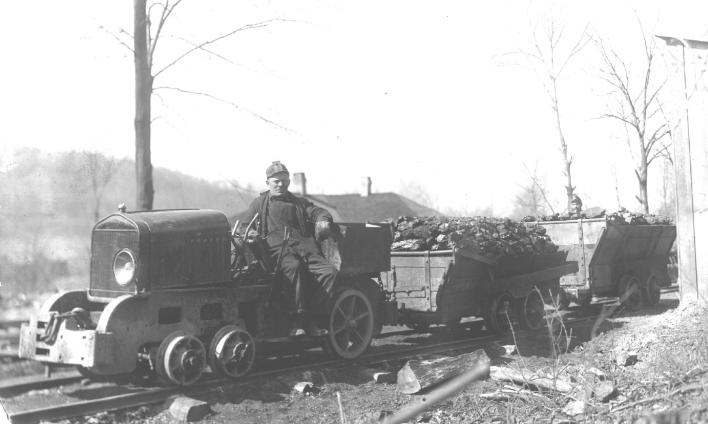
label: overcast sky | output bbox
[1,1,707,215]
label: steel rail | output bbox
[0,372,82,398]
[4,314,602,424]
[4,334,499,423]
[0,321,24,330]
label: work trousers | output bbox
[268,239,338,314]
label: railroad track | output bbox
[1,313,606,424]
[1,289,679,423]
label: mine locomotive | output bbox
[19,209,393,386]
[19,208,583,387]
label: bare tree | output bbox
[505,12,590,214]
[398,181,435,209]
[511,163,555,219]
[521,162,555,215]
[122,1,292,210]
[83,152,117,221]
[596,24,671,214]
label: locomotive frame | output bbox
[19,209,393,386]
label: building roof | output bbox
[233,192,442,224]
[304,192,441,222]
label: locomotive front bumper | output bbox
[19,316,114,368]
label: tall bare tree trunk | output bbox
[636,154,649,214]
[552,81,575,213]
[134,0,154,210]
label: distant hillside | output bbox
[0,148,255,294]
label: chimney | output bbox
[360,176,372,197]
[292,172,307,195]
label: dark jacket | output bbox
[246,191,332,242]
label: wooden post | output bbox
[397,349,490,394]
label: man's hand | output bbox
[315,220,332,241]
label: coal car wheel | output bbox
[516,289,545,331]
[619,274,642,310]
[484,293,515,334]
[327,288,374,359]
[156,331,206,386]
[208,325,255,378]
[642,274,661,306]
[555,290,571,310]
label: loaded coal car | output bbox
[381,217,579,334]
[535,217,676,309]
[19,209,393,386]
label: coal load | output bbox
[390,216,558,260]
[605,208,673,225]
[522,207,673,225]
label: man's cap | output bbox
[266,161,289,178]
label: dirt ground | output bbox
[4,290,708,423]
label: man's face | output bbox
[266,173,290,196]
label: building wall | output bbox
[673,48,708,302]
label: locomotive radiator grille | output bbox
[90,229,140,298]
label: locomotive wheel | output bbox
[326,288,375,359]
[208,325,255,378]
[516,289,546,331]
[156,331,206,386]
[642,274,661,306]
[618,274,642,310]
[484,292,515,334]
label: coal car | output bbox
[19,209,393,386]
[536,218,676,308]
[381,248,578,334]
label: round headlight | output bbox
[113,249,136,286]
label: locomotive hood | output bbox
[89,209,232,299]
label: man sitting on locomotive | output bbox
[246,161,337,337]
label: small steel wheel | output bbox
[156,331,206,386]
[208,325,256,378]
[326,288,375,359]
[484,292,515,334]
[618,274,642,310]
[516,289,546,331]
[642,274,661,306]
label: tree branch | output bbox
[99,25,134,54]
[522,162,555,214]
[168,35,236,65]
[149,0,183,69]
[154,18,295,79]
[154,85,294,133]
